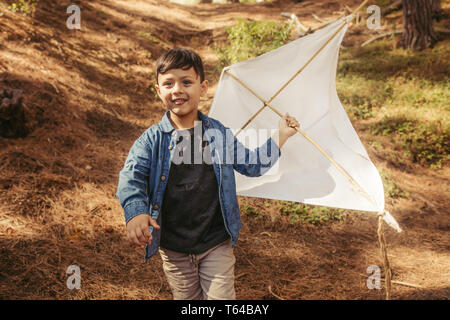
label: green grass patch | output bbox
[370,116,449,168]
[337,76,394,119]
[338,39,449,83]
[387,77,450,114]
[338,39,449,169]
[242,201,347,225]
[241,203,266,222]
[277,201,347,225]
[380,169,409,199]
[337,40,449,121]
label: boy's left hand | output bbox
[277,113,300,149]
[279,112,300,137]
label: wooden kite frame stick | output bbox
[225,70,375,207]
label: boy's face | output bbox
[155,66,208,120]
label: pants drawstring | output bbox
[189,254,198,269]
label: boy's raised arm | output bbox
[229,113,299,177]
[230,130,281,177]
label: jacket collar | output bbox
[159,110,211,133]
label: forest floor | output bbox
[0,0,449,299]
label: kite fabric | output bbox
[209,17,386,214]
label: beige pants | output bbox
[159,239,236,300]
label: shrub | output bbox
[214,18,291,73]
[6,0,38,16]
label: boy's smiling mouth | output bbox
[173,98,187,105]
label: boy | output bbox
[116,48,299,300]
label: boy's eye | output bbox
[163,80,191,86]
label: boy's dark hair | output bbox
[155,48,205,84]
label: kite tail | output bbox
[377,210,402,300]
[377,212,392,300]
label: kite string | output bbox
[377,211,392,300]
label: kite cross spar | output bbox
[210,0,402,300]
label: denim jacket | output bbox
[116,110,281,262]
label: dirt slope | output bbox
[0,0,449,299]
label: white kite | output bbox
[209,10,402,233]
[209,2,404,299]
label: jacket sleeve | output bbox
[228,127,282,177]
[116,133,152,224]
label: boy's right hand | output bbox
[126,214,160,248]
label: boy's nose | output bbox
[172,81,184,93]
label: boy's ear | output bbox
[154,84,161,97]
[200,79,209,96]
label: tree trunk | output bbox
[398,0,439,50]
